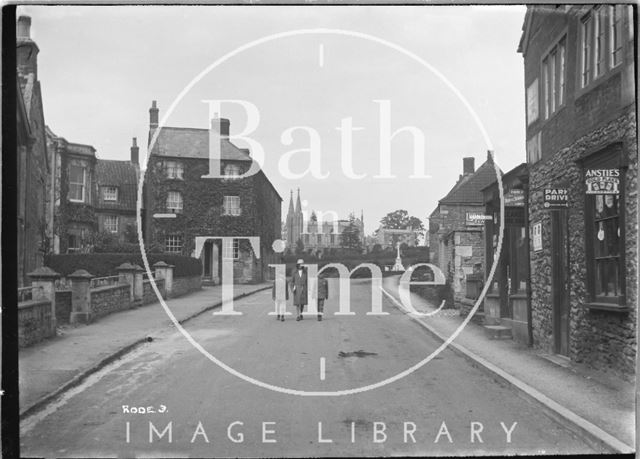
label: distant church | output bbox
[284,189,365,255]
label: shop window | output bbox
[584,150,625,308]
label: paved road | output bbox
[20,279,594,457]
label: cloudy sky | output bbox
[19,5,527,236]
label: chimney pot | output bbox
[211,118,230,138]
[149,100,159,128]
[17,16,31,39]
[463,157,475,175]
[130,137,139,165]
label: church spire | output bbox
[287,190,294,217]
[295,188,302,213]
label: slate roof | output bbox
[438,157,502,206]
[95,160,139,212]
[149,126,252,161]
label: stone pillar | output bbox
[69,269,93,324]
[116,262,137,305]
[153,261,174,298]
[132,264,144,305]
[27,266,60,331]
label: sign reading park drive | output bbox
[543,188,568,209]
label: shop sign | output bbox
[532,222,542,251]
[585,168,620,194]
[543,188,568,209]
[504,188,525,207]
[466,212,492,226]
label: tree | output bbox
[295,238,304,255]
[380,209,425,231]
[340,212,362,251]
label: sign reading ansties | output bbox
[543,188,568,209]
[585,168,620,194]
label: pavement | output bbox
[18,276,635,455]
[18,282,270,418]
[381,276,636,454]
[21,280,596,457]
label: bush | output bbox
[45,253,202,278]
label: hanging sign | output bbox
[585,168,620,194]
[504,188,525,207]
[543,188,569,209]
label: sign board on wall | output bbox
[543,188,569,209]
[466,212,492,226]
[504,188,525,207]
[532,222,542,251]
[585,168,620,194]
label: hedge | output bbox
[44,253,202,278]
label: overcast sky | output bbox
[19,5,527,236]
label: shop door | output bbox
[551,210,569,356]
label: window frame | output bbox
[69,165,86,203]
[222,238,239,259]
[102,186,118,202]
[104,215,119,233]
[609,4,624,69]
[582,145,627,310]
[581,13,593,88]
[165,235,183,253]
[166,191,183,213]
[164,160,184,180]
[223,195,241,216]
[541,33,567,120]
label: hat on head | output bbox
[296,259,304,265]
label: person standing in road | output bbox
[317,272,329,321]
[291,258,308,321]
[272,269,288,322]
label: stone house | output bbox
[428,154,499,305]
[143,101,282,284]
[17,16,52,286]
[518,5,636,377]
[47,128,98,254]
[94,139,140,244]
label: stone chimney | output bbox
[149,100,159,128]
[17,16,39,79]
[211,118,230,139]
[463,157,475,175]
[130,137,139,165]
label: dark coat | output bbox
[317,277,329,300]
[290,268,308,306]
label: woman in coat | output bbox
[290,258,308,321]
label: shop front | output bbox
[482,164,531,344]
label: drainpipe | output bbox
[523,175,533,347]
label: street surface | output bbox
[20,279,594,457]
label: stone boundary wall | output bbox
[55,290,72,324]
[90,284,132,320]
[143,278,166,305]
[171,275,202,298]
[19,299,55,347]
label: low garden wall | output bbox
[143,278,166,305]
[90,284,133,320]
[172,275,202,298]
[55,290,72,324]
[19,299,55,347]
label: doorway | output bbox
[551,210,570,356]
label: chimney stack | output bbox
[16,16,39,79]
[130,137,139,165]
[463,157,475,175]
[149,100,159,128]
[211,117,230,138]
